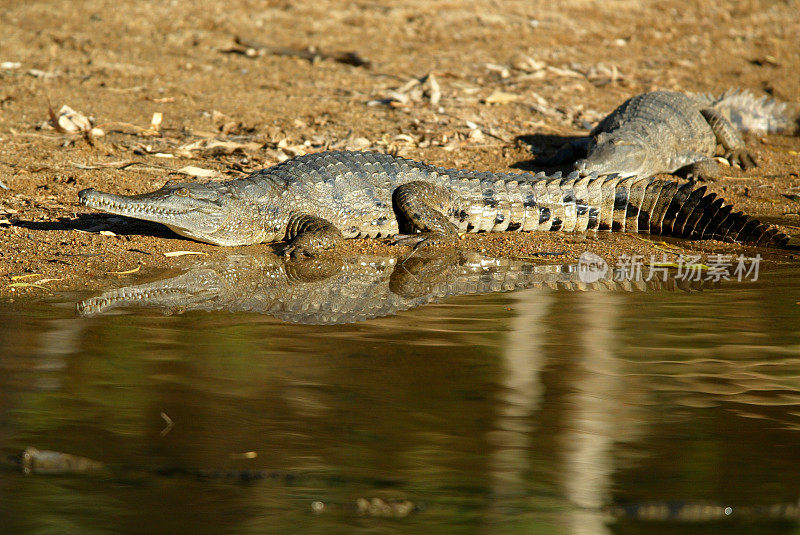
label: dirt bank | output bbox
[1,0,798,298]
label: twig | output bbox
[160,412,173,437]
[71,160,172,172]
[229,37,371,68]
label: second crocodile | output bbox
[565,89,798,180]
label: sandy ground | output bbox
[1,0,799,298]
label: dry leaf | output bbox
[53,105,92,133]
[9,282,49,290]
[393,134,415,144]
[99,230,117,236]
[164,251,208,257]
[28,69,58,79]
[424,73,441,105]
[545,65,584,78]
[11,273,42,280]
[467,129,484,142]
[485,63,511,78]
[179,139,262,155]
[177,166,221,178]
[150,112,163,130]
[345,137,371,151]
[483,91,520,104]
[107,266,141,275]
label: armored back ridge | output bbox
[79,151,796,254]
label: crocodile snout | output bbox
[78,188,96,205]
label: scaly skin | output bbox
[77,252,707,324]
[573,90,796,180]
[79,150,796,254]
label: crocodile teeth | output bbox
[80,190,184,216]
[77,286,193,316]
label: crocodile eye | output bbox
[175,187,190,197]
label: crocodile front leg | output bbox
[700,108,758,170]
[674,156,721,182]
[391,181,459,248]
[389,250,463,298]
[283,213,344,257]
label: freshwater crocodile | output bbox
[77,251,700,324]
[79,151,796,254]
[556,89,797,180]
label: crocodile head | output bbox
[77,267,229,316]
[79,181,278,246]
[574,132,649,178]
[78,254,287,316]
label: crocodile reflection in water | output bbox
[77,251,709,324]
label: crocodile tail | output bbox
[614,176,796,249]
[692,88,798,133]
[451,169,795,250]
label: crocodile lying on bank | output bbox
[548,89,797,180]
[78,150,796,254]
[76,252,709,324]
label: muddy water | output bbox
[1,256,799,535]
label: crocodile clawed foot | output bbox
[281,244,311,258]
[282,243,338,258]
[391,234,427,247]
[392,232,458,250]
[282,229,342,258]
[284,255,343,281]
[723,149,758,170]
[414,235,458,250]
[281,243,338,258]
[677,159,720,182]
[683,172,715,183]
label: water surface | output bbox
[1,253,799,534]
